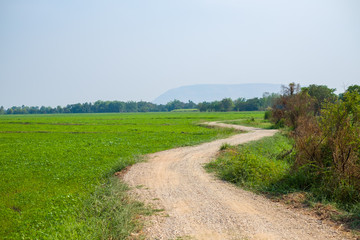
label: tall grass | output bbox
[48,177,151,240]
[206,133,294,191]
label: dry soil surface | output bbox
[123,123,351,240]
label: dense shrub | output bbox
[264,110,271,120]
[272,84,360,204]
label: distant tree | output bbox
[259,92,280,110]
[62,106,71,113]
[211,101,222,112]
[220,98,234,112]
[56,106,63,114]
[0,106,4,114]
[304,84,337,115]
[118,101,126,112]
[282,82,300,96]
[197,102,210,112]
[93,100,110,113]
[108,101,122,112]
[125,101,138,112]
[15,106,29,114]
[82,102,91,113]
[234,98,246,111]
[243,98,260,111]
[137,101,154,112]
[184,100,197,109]
[6,108,13,114]
[68,103,84,113]
[166,100,184,111]
[39,106,46,114]
[29,106,39,114]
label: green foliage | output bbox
[340,85,360,100]
[0,112,257,239]
[318,91,360,203]
[264,110,271,120]
[272,84,360,205]
[304,84,337,115]
[220,98,234,112]
[3,99,199,114]
[288,90,360,204]
[197,93,279,112]
[347,85,360,94]
[206,133,293,191]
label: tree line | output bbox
[1,85,357,115]
[197,92,279,112]
[0,93,279,115]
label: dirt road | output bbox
[123,123,350,240]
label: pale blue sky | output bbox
[1,0,359,108]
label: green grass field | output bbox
[0,112,263,239]
[220,113,274,129]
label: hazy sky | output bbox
[1,0,359,108]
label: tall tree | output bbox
[221,98,234,112]
[304,84,337,115]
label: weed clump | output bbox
[220,143,231,151]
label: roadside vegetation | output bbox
[207,133,293,191]
[208,84,360,232]
[0,112,259,239]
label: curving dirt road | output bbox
[123,123,351,240]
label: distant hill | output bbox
[153,84,282,104]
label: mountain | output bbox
[153,84,282,104]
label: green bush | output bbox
[207,133,292,191]
[264,111,271,120]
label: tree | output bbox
[125,101,137,112]
[220,98,234,112]
[339,85,360,100]
[234,98,246,111]
[243,98,260,111]
[56,106,63,114]
[271,83,314,129]
[137,101,153,112]
[184,100,197,109]
[197,102,210,112]
[6,108,13,114]
[346,85,360,94]
[211,101,222,112]
[260,92,280,110]
[29,106,39,114]
[166,100,184,111]
[304,84,337,115]
[0,106,5,114]
[282,82,300,96]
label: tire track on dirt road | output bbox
[123,123,351,240]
